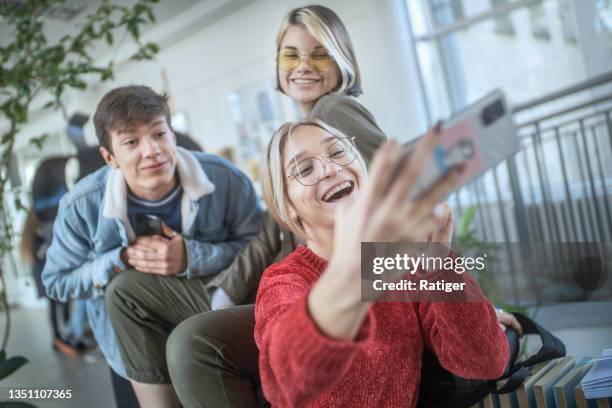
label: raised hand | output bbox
[330,126,464,295]
[308,125,466,341]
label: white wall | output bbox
[15,0,427,156]
[7,0,428,305]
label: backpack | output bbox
[417,313,566,408]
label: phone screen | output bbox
[400,89,519,200]
[134,214,163,236]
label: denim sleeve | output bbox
[42,201,126,301]
[181,172,262,279]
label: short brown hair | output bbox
[276,5,363,97]
[93,85,171,151]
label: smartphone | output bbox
[403,89,520,199]
[134,214,163,236]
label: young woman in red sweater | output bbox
[256,119,511,407]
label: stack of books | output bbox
[469,351,612,408]
[581,349,612,401]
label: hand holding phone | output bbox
[126,215,186,275]
[402,89,519,200]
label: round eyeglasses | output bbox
[286,137,357,186]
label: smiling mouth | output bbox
[142,161,168,171]
[322,181,354,202]
[291,78,320,85]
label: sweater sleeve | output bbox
[255,264,375,406]
[416,269,509,380]
[311,95,387,164]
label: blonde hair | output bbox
[262,118,366,241]
[275,5,362,97]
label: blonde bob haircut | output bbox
[262,118,366,241]
[275,5,363,97]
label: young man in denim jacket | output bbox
[42,85,261,407]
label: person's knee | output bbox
[168,310,264,407]
[167,316,215,381]
[105,270,149,314]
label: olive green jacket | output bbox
[205,94,387,304]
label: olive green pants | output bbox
[167,305,265,408]
[106,270,263,407]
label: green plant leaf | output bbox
[13,197,26,213]
[0,356,28,380]
[146,9,156,23]
[29,134,49,150]
[1,127,19,145]
[127,22,140,40]
[457,205,477,238]
[0,349,5,363]
[100,67,114,81]
[146,42,159,54]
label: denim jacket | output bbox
[42,147,262,377]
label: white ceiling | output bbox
[0,0,256,132]
[0,0,222,48]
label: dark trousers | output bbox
[167,305,266,408]
[49,299,70,339]
[106,270,214,383]
[110,368,140,408]
[106,270,264,407]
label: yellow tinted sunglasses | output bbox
[277,47,335,72]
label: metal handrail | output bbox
[414,0,541,42]
[520,109,612,137]
[514,71,612,113]
[453,70,612,304]
[517,92,612,129]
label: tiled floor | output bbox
[525,301,612,359]
[0,306,113,408]
[0,301,610,407]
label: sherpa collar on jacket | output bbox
[101,146,215,240]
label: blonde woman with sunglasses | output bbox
[273,5,386,163]
[205,4,387,318]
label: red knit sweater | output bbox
[254,246,509,408]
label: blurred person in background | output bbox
[20,157,91,358]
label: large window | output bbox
[597,0,612,50]
[406,0,585,118]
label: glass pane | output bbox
[414,0,586,109]
[597,0,612,51]
[406,0,433,38]
[491,0,516,35]
[415,40,453,120]
[408,0,529,32]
